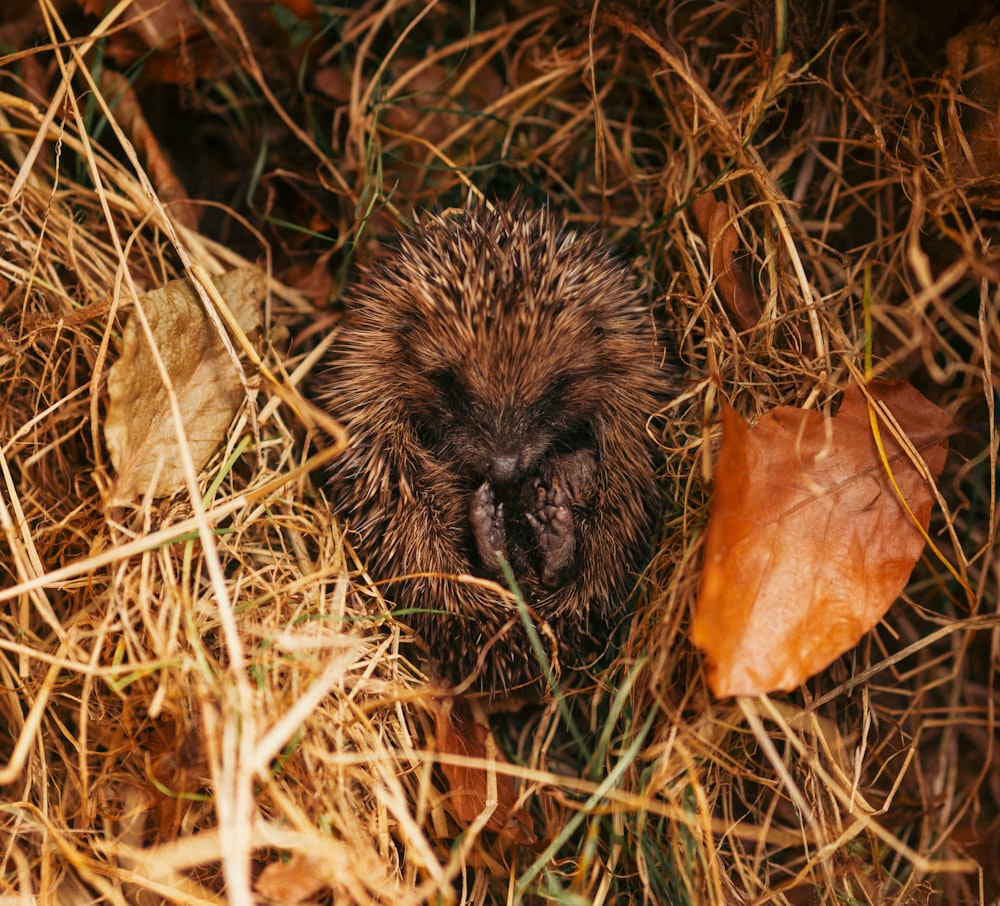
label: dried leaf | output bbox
[944,16,1000,200]
[692,381,952,697]
[80,0,206,76]
[436,702,536,844]
[256,852,327,904]
[951,817,1000,902]
[128,0,198,50]
[691,193,763,331]
[105,268,264,503]
[102,71,198,230]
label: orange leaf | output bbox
[692,381,952,697]
[436,702,536,844]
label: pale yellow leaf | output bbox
[104,268,264,502]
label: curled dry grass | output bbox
[0,0,998,903]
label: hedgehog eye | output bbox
[556,420,597,456]
[412,417,441,451]
[409,370,463,452]
[429,369,467,408]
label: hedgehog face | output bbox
[398,324,605,489]
[366,210,646,488]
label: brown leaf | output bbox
[121,0,199,52]
[104,268,264,503]
[951,817,1000,902]
[80,0,207,77]
[691,194,763,331]
[944,16,1000,198]
[692,381,952,697]
[436,701,536,844]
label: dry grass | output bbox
[0,0,998,903]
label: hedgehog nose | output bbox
[488,452,520,485]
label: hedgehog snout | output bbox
[487,450,522,485]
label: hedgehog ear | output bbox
[390,316,416,341]
[389,318,425,366]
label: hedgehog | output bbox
[319,200,675,696]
